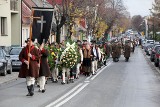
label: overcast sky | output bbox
[123,0,154,17]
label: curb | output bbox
[0,72,19,85]
[141,48,160,74]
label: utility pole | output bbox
[144,18,148,39]
[153,16,155,40]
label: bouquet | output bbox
[61,42,77,68]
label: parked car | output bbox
[150,44,160,61]
[144,44,153,55]
[146,40,155,44]
[154,47,160,67]
[0,47,12,76]
[9,47,22,70]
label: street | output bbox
[1,47,160,107]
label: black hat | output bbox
[76,40,81,43]
[26,38,35,43]
[83,40,87,42]
[91,40,96,44]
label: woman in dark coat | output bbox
[38,43,51,93]
[19,38,40,96]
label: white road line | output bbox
[45,83,83,107]
[84,80,90,83]
[46,61,112,107]
[90,61,112,80]
[55,83,89,107]
[85,75,92,80]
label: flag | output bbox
[32,7,54,44]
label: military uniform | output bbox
[111,42,119,62]
[117,42,122,58]
[124,43,131,62]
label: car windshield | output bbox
[10,48,22,55]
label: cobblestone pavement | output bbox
[0,72,18,84]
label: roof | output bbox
[46,0,62,5]
[22,0,36,25]
[22,2,31,25]
[23,0,36,8]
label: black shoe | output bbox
[38,89,41,92]
[70,79,74,83]
[42,89,45,93]
[61,82,65,85]
[30,84,34,96]
[26,86,31,96]
[26,93,31,96]
[67,80,69,84]
[52,80,58,83]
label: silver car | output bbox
[9,47,22,71]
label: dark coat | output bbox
[104,44,111,57]
[111,43,119,58]
[18,46,40,78]
[124,45,131,58]
[91,46,99,61]
[117,43,122,57]
[39,48,51,77]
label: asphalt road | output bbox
[1,47,160,107]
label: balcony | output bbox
[10,0,18,11]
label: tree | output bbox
[131,15,143,32]
[50,0,129,42]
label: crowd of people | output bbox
[18,37,138,96]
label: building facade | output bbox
[0,0,21,46]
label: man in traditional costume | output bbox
[83,44,92,76]
[19,38,40,96]
[60,42,77,84]
[76,40,83,79]
[91,40,100,75]
[38,42,51,93]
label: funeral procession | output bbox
[0,0,160,107]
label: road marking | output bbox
[90,61,112,80]
[45,83,83,107]
[54,83,89,107]
[84,80,90,83]
[85,75,92,80]
[46,60,112,107]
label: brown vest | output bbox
[83,49,91,58]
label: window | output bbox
[1,17,7,36]
[26,29,29,38]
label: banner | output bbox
[32,7,54,44]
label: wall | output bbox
[0,1,11,46]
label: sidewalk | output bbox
[0,72,18,84]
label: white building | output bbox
[0,0,21,46]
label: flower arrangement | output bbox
[48,45,60,70]
[60,42,78,68]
